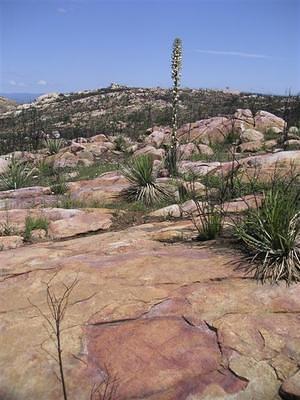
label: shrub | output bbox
[50,175,68,195]
[189,200,223,241]
[24,215,49,241]
[36,159,56,177]
[44,138,64,154]
[114,136,127,152]
[0,157,33,190]
[234,187,300,284]
[0,212,17,236]
[121,155,172,206]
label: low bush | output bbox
[0,157,33,190]
[121,155,172,206]
[50,175,68,195]
[188,200,223,241]
[234,187,300,284]
[44,138,64,155]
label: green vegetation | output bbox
[121,155,172,206]
[234,187,300,284]
[0,157,33,190]
[114,135,127,152]
[24,215,49,241]
[44,138,64,154]
[50,175,69,195]
[193,201,223,241]
[71,162,118,181]
[0,212,17,236]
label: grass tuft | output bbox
[24,216,49,241]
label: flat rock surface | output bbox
[0,207,114,239]
[0,220,300,399]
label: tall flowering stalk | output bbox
[166,38,182,176]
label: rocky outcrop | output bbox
[0,186,55,210]
[68,171,130,204]
[133,145,165,160]
[0,207,114,240]
[254,110,286,132]
[1,220,300,399]
[240,128,264,143]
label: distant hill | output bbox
[0,87,299,144]
[0,96,17,113]
[0,93,43,104]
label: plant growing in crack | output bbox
[28,273,120,400]
[28,274,78,400]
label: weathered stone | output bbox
[30,228,47,241]
[254,110,286,132]
[280,371,300,399]
[0,235,23,250]
[178,143,200,159]
[284,139,300,150]
[0,208,114,239]
[0,220,300,399]
[288,126,299,135]
[89,134,108,143]
[240,128,264,143]
[53,151,78,169]
[179,160,221,176]
[68,171,129,204]
[233,108,254,126]
[134,145,165,161]
[0,158,9,173]
[198,144,214,156]
[48,208,113,239]
[145,130,168,148]
[0,186,55,210]
[238,140,263,153]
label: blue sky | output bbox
[0,0,299,94]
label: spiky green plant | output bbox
[44,138,64,154]
[234,187,300,284]
[166,38,182,176]
[24,215,49,241]
[121,155,171,206]
[189,200,223,241]
[0,157,33,190]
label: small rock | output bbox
[134,145,165,161]
[238,140,263,153]
[284,139,300,150]
[280,370,300,400]
[30,229,47,241]
[89,134,108,143]
[288,126,299,135]
[0,235,23,250]
[0,158,9,174]
[240,128,264,143]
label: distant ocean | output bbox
[0,93,43,104]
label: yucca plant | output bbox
[166,37,182,176]
[44,138,64,154]
[0,157,33,190]
[121,155,171,206]
[234,187,300,284]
